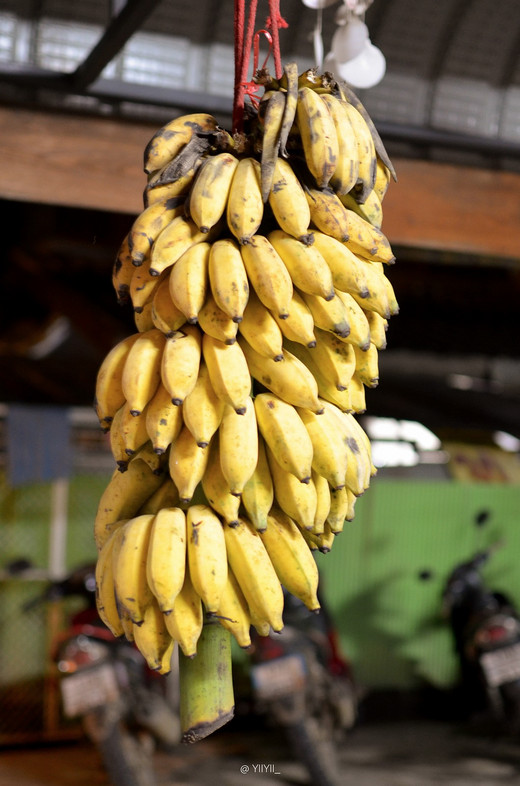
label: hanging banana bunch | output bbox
[97,58,397,740]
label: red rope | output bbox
[232,0,288,133]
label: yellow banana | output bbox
[215,567,252,648]
[94,332,140,431]
[309,327,356,391]
[311,229,370,298]
[201,434,241,526]
[271,289,316,348]
[266,445,318,532]
[306,186,349,242]
[161,323,202,406]
[353,342,379,387]
[312,470,331,535]
[364,309,388,350]
[319,92,360,195]
[168,241,211,324]
[122,327,166,416]
[182,359,225,448]
[143,112,218,175]
[113,513,155,625]
[133,599,175,673]
[94,456,165,551]
[268,157,313,244]
[254,392,313,483]
[164,567,204,657]
[143,163,200,208]
[150,215,210,278]
[299,290,351,338]
[259,89,286,201]
[327,485,349,533]
[151,274,187,336]
[116,400,150,460]
[208,238,249,323]
[240,436,274,533]
[95,523,126,637]
[343,209,395,264]
[138,476,180,515]
[238,288,284,361]
[296,87,338,188]
[348,372,367,414]
[350,264,392,320]
[129,258,162,313]
[168,425,211,504]
[218,398,258,496]
[145,506,187,614]
[268,229,335,300]
[333,290,371,350]
[128,198,185,267]
[197,291,239,344]
[297,404,349,490]
[145,381,184,454]
[261,507,320,612]
[321,402,371,492]
[373,156,392,202]
[112,234,134,306]
[315,522,335,554]
[346,488,358,521]
[240,338,322,412]
[341,188,383,229]
[226,157,264,244]
[278,61,299,157]
[223,516,284,633]
[108,405,131,470]
[240,234,293,318]
[341,99,377,204]
[186,504,228,614]
[133,440,168,476]
[283,338,353,413]
[134,300,155,333]
[188,152,239,233]
[202,333,251,414]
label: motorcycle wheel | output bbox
[284,715,340,786]
[84,711,157,786]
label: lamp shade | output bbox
[334,40,386,89]
[331,17,368,62]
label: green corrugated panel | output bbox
[316,480,520,690]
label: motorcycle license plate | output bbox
[480,642,520,687]
[60,663,120,718]
[251,654,306,700]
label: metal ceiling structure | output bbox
[1,0,520,167]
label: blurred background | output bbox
[0,0,520,752]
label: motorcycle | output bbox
[246,587,358,786]
[442,538,520,733]
[21,563,180,786]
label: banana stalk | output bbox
[179,619,234,743]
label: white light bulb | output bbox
[335,40,386,88]
[331,17,368,62]
[301,0,338,8]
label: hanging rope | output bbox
[232,0,288,134]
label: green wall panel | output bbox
[316,480,520,690]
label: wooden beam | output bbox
[0,106,519,259]
[382,159,520,261]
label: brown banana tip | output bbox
[225,338,237,345]
[130,409,141,416]
[133,306,143,314]
[337,384,347,391]
[235,406,247,415]
[278,313,289,320]
[197,441,209,448]
[300,232,315,246]
[117,462,129,472]
[307,340,317,348]
[200,226,210,233]
[274,353,284,361]
[153,447,165,454]
[124,448,136,456]
[319,546,332,553]
[180,496,192,505]
[232,316,243,323]
[149,268,161,277]
[300,476,311,484]
[316,407,325,414]
[171,398,183,406]
[324,291,336,301]
[187,316,199,324]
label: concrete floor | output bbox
[2,717,520,786]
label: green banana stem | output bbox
[179,617,235,743]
